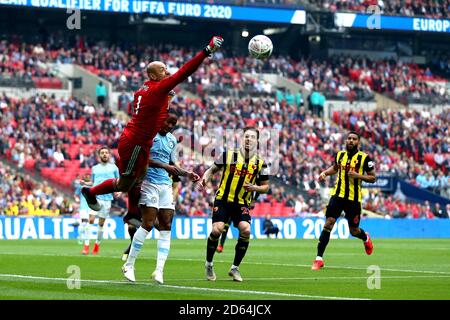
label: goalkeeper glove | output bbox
[205,36,224,55]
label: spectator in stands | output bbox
[424,201,434,219]
[437,172,450,198]
[118,91,132,112]
[285,194,296,208]
[432,203,445,219]
[95,81,107,107]
[426,173,438,193]
[294,194,309,216]
[445,204,450,219]
[11,139,25,167]
[263,214,279,237]
[53,145,65,166]
[309,89,325,117]
[276,88,285,103]
[72,174,82,201]
[302,172,321,196]
[417,204,427,219]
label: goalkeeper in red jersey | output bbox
[81,36,224,220]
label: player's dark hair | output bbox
[98,146,110,155]
[167,113,178,125]
[347,131,360,140]
[243,127,260,140]
[168,112,179,119]
[243,127,260,151]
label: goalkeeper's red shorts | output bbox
[117,134,149,180]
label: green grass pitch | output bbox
[1,238,449,300]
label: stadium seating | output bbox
[309,0,450,18]
[0,162,74,216]
[0,41,61,88]
[334,109,450,174]
[2,38,448,104]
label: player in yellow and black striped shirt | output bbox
[200,127,269,282]
[312,131,377,270]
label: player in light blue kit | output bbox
[122,113,200,284]
[81,146,119,255]
[78,174,92,245]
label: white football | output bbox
[248,35,273,59]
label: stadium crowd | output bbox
[0,40,60,88]
[364,192,450,219]
[82,48,450,105]
[310,0,450,18]
[335,109,450,175]
[430,50,450,78]
[245,54,449,105]
[79,46,448,105]
[184,0,303,6]
[0,162,74,216]
[1,38,448,106]
[0,93,125,170]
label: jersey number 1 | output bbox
[135,95,142,115]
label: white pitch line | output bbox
[0,273,126,285]
[2,252,450,275]
[168,258,450,275]
[241,261,450,275]
[0,273,368,300]
[171,275,450,282]
[160,283,368,300]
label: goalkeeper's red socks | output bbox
[89,179,116,195]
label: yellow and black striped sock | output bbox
[317,227,332,258]
[219,223,230,247]
[233,235,250,266]
[206,233,220,263]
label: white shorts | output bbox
[80,199,112,220]
[139,181,175,210]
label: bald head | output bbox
[147,61,170,81]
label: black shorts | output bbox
[212,200,251,228]
[97,95,105,105]
[325,196,362,228]
[123,212,142,226]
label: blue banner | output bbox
[0,0,306,24]
[362,175,396,192]
[398,179,450,207]
[335,12,450,33]
[1,216,450,240]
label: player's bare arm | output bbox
[348,169,377,183]
[157,36,224,93]
[148,158,182,176]
[148,159,199,181]
[318,164,339,181]
[243,180,269,193]
[201,163,222,187]
[171,159,200,181]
